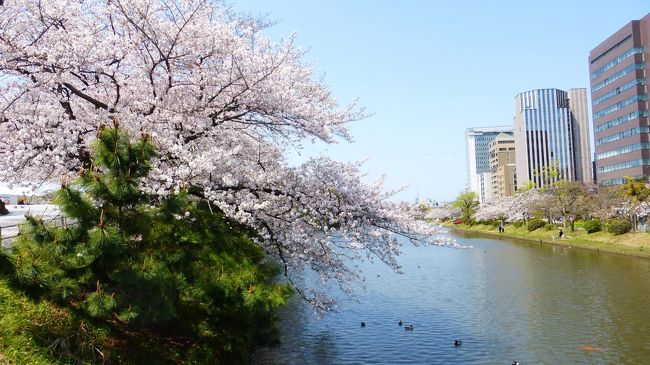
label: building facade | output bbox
[513,88,592,189]
[589,14,650,186]
[489,133,517,199]
[465,126,513,204]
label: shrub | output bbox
[527,219,546,231]
[3,128,292,363]
[606,218,632,235]
[477,219,500,228]
[544,223,554,231]
[583,219,602,234]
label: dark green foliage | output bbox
[527,218,546,231]
[606,218,632,235]
[583,219,603,234]
[544,223,554,231]
[2,128,291,363]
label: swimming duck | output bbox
[361,321,366,327]
[454,339,462,347]
[398,320,403,326]
[404,324,414,331]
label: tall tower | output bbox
[589,13,650,186]
[513,88,592,189]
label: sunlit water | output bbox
[252,231,650,364]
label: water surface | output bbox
[253,231,650,364]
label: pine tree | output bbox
[5,126,291,363]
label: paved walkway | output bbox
[0,205,61,247]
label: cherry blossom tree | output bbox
[474,198,513,223]
[0,0,438,311]
[474,189,548,227]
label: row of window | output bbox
[596,142,650,160]
[593,94,647,120]
[591,47,644,79]
[595,110,648,132]
[592,63,645,93]
[591,34,632,64]
[598,158,650,174]
[592,78,646,106]
[601,177,636,186]
[596,126,650,146]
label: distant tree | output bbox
[425,205,461,221]
[474,198,512,225]
[592,186,625,221]
[620,176,650,203]
[452,192,479,223]
[508,189,543,223]
[532,160,560,188]
[518,180,537,192]
[549,180,593,231]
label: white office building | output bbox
[465,126,513,204]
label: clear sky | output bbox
[231,0,649,202]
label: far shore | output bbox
[443,222,650,259]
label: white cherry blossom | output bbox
[0,0,441,311]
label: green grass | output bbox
[443,222,650,259]
[0,275,192,364]
[0,277,76,364]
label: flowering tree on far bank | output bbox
[0,0,437,311]
[548,180,593,231]
[424,205,461,221]
[452,191,479,223]
[474,196,514,224]
[473,188,546,225]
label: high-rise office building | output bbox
[589,14,650,186]
[513,88,592,189]
[489,133,517,199]
[465,126,513,203]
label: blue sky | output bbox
[232,0,649,202]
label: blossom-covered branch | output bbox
[0,0,439,311]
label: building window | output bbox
[596,142,650,160]
[593,94,648,120]
[595,126,650,146]
[592,78,646,106]
[597,159,650,173]
[591,47,644,79]
[592,63,645,93]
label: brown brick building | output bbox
[589,14,650,185]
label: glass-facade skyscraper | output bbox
[513,88,592,189]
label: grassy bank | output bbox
[443,222,650,259]
[0,274,195,364]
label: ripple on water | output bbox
[253,233,650,364]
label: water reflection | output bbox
[253,231,650,364]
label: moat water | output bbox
[253,231,650,364]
